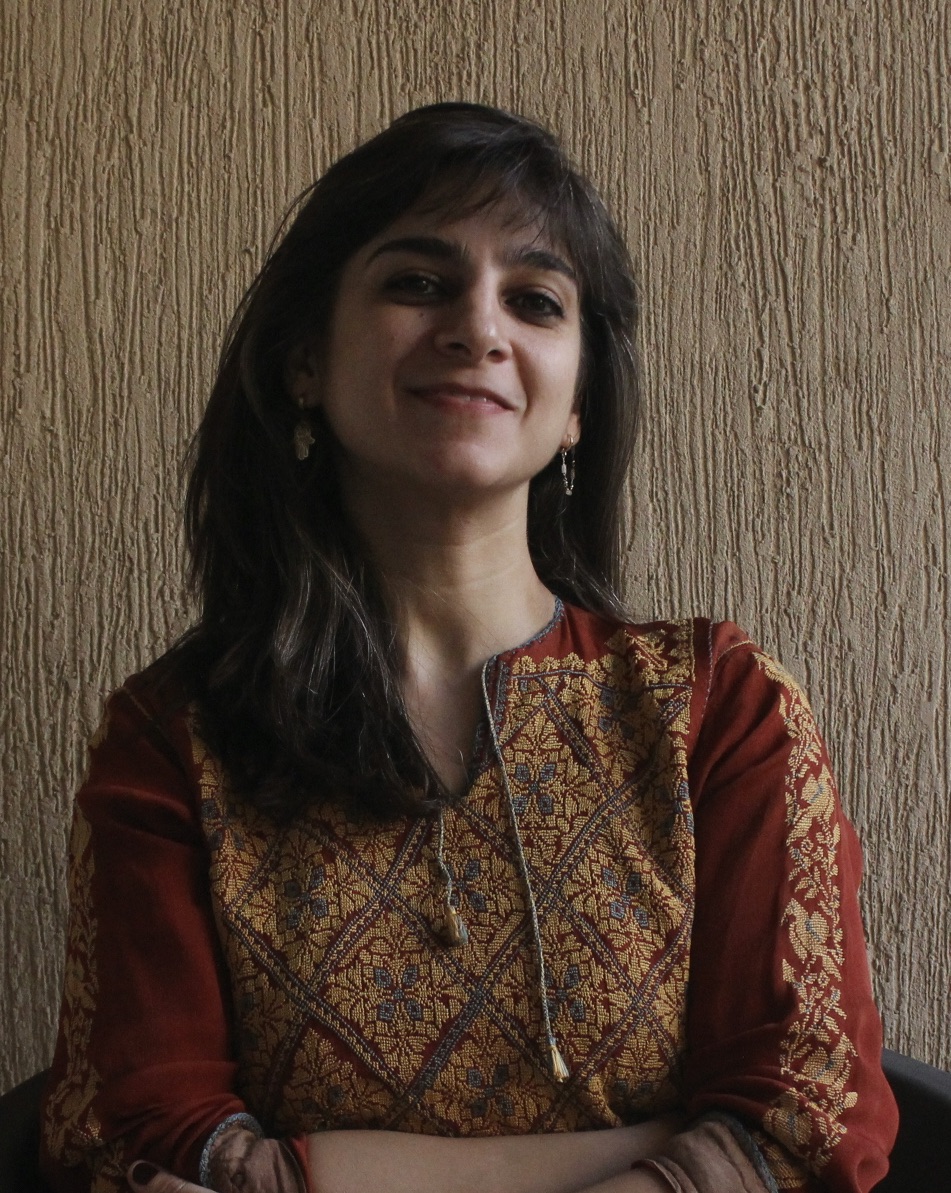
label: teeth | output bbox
[413,388,500,405]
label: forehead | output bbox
[361,191,573,267]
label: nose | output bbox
[433,287,510,361]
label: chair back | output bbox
[0,1069,51,1193]
[875,1048,951,1190]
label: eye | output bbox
[510,290,566,320]
[384,272,444,300]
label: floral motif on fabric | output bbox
[42,715,127,1193]
[41,613,894,1192]
[196,622,699,1139]
[752,652,858,1187]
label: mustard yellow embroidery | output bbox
[43,806,104,1161]
[43,799,128,1192]
[192,623,699,1137]
[753,653,858,1185]
[43,703,138,1192]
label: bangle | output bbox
[199,1113,264,1187]
[631,1158,683,1191]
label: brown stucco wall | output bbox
[2,0,949,1092]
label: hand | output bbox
[127,1161,211,1192]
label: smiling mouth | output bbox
[408,383,513,410]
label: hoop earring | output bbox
[293,399,315,461]
[560,437,576,497]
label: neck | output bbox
[343,477,555,672]
[339,473,557,796]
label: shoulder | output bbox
[556,603,777,692]
[79,649,210,812]
[97,639,205,738]
[552,606,816,745]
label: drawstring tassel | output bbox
[434,810,469,948]
[442,903,469,948]
[548,1036,570,1083]
[480,660,574,1089]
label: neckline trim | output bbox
[486,596,565,668]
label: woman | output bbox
[41,103,897,1193]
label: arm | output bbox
[42,678,677,1193]
[304,1118,678,1193]
[125,1120,676,1193]
[662,625,897,1192]
[567,625,897,1193]
[41,681,263,1192]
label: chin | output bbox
[413,456,536,497]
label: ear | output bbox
[285,345,321,409]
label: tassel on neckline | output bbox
[442,904,469,948]
[549,1039,570,1083]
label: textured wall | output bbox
[2,0,949,1092]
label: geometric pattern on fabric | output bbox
[42,606,893,1193]
[198,618,698,1137]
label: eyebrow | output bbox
[366,235,578,283]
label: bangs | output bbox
[408,158,583,268]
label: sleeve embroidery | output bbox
[751,652,859,1183]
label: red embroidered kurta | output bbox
[41,607,897,1192]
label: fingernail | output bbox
[130,1162,160,1186]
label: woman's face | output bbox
[292,198,582,509]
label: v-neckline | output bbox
[449,598,566,800]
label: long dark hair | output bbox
[177,102,639,822]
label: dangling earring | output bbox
[293,398,315,461]
[560,436,576,497]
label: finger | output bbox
[127,1161,210,1192]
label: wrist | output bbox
[202,1120,305,1193]
[198,1111,261,1188]
[576,1167,679,1193]
[630,1158,682,1191]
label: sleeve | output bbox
[39,682,313,1193]
[664,623,897,1192]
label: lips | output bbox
[408,382,514,410]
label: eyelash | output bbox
[384,272,566,321]
[512,291,565,319]
[386,273,443,298]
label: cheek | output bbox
[540,340,583,409]
[322,326,382,404]
[332,311,421,390]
